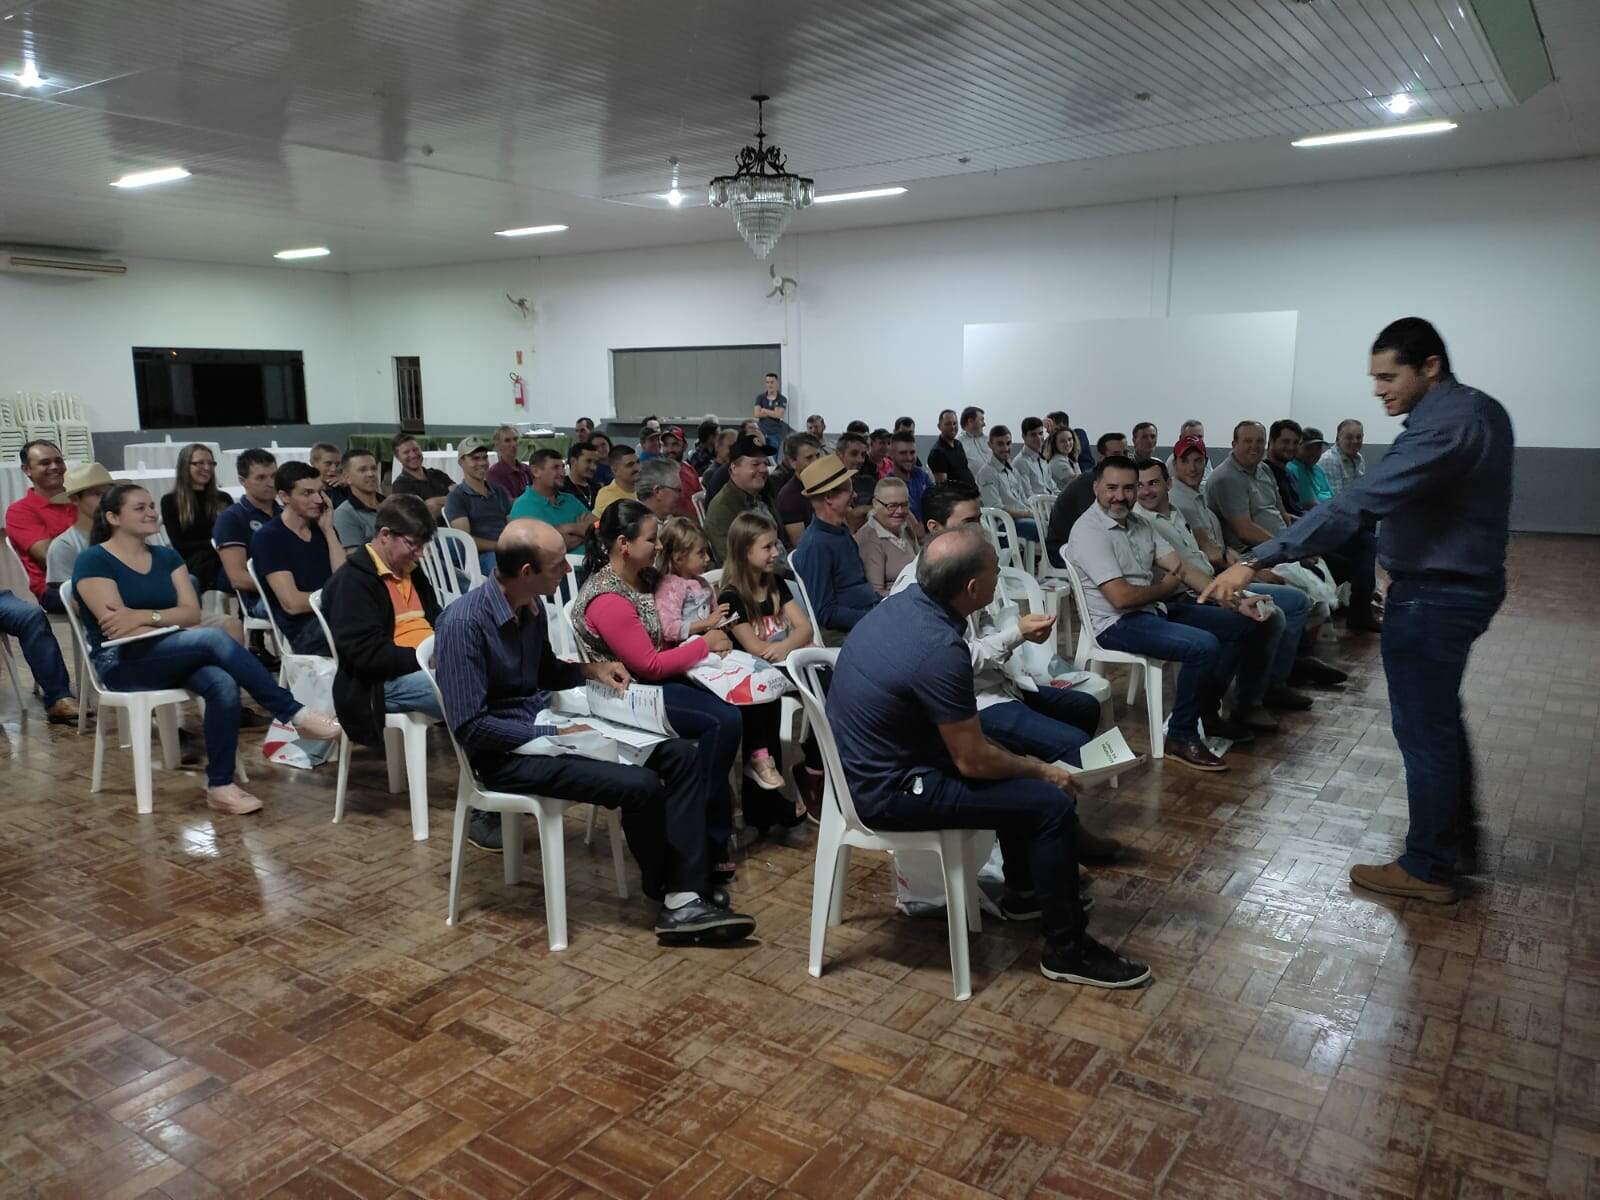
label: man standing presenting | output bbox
[444,436,513,576]
[1204,318,1512,905]
[827,527,1149,988]
[754,372,791,455]
[928,409,974,486]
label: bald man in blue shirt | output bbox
[1204,318,1512,905]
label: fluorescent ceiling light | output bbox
[812,186,908,205]
[493,224,568,237]
[13,61,45,88]
[274,246,331,260]
[1291,120,1455,148]
[111,166,191,189]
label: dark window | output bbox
[132,347,307,429]
[395,356,424,432]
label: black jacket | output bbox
[320,547,442,747]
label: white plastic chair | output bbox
[691,490,707,522]
[212,537,277,654]
[60,581,193,814]
[1,633,27,711]
[788,647,982,1001]
[980,506,1038,575]
[415,636,627,948]
[245,559,327,685]
[417,527,483,607]
[56,420,94,465]
[308,590,438,841]
[1058,557,1168,759]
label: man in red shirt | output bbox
[6,441,75,611]
[659,427,703,522]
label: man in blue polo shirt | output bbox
[827,526,1150,989]
[250,461,345,654]
[213,447,280,618]
[508,448,591,549]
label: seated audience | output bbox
[445,436,513,574]
[866,428,892,477]
[251,462,345,654]
[1044,426,1080,489]
[1265,420,1308,518]
[792,455,880,643]
[688,419,722,474]
[436,516,754,942]
[1167,435,1333,698]
[1047,410,1095,472]
[703,435,785,565]
[884,431,934,521]
[772,432,823,545]
[592,442,640,517]
[976,425,1040,543]
[389,433,454,523]
[510,448,591,548]
[46,463,118,608]
[0,582,76,722]
[638,425,665,462]
[1133,458,1312,730]
[828,526,1150,988]
[311,442,350,508]
[574,501,796,853]
[332,449,384,550]
[1208,421,1379,633]
[653,518,730,646]
[160,443,228,593]
[804,413,834,455]
[1288,426,1333,507]
[559,439,601,512]
[1013,417,1055,496]
[956,406,991,473]
[213,448,279,617]
[1067,456,1254,771]
[574,416,595,441]
[855,477,919,596]
[588,431,615,486]
[1164,418,1213,484]
[845,419,869,437]
[633,457,686,525]
[658,427,704,520]
[322,495,444,748]
[928,408,975,486]
[698,429,738,504]
[1045,431,1126,567]
[72,483,340,813]
[6,440,74,611]
[1131,422,1158,460]
[1320,419,1366,495]
[487,425,533,499]
[836,431,875,533]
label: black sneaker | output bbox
[1202,714,1254,743]
[1040,936,1152,988]
[999,891,1042,921]
[467,810,503,853]
[654,899,756,945]
[1290,656,1348,687]
[238,706,274,729]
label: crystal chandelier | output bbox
[708,94,814,260]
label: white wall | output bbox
[0,258,354,431]
[345,155,1599,447]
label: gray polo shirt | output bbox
[1134,503,1212,578]
[1169,479,1226,553]
[443,479,512,542]
[1066,503,1165,635]
[1204,455,1285,551]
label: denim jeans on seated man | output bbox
[1095,603,1251,738]
[979,685,1099,767]
[274,610,331,657]
[0,589,74,707]
[382,669,444,721]
[1383,577,1502,884]
[1014,517,1040,543]
[1242,582,1310,691]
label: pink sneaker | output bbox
[744,756,784,791]
[206,784,263,815]
[292,709,342,741]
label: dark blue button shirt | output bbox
[434,580,584,765]
[1249,376,1512,583]
[826,585,976,821]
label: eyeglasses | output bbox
[875,499,910,513]
[393,533,427,554]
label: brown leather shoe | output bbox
[1349,860,1456,904]
[45,697,79,725]
[1167,736,1228,772]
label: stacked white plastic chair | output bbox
[16,393,58,451]
[51,392,93,465]
[0,399,24,464]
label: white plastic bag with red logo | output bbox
[261,656,337,768]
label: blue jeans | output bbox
[477,550,497,578]
[1248,583,1310,687]
[1097,605,1251,737]
[239,592,267,621]
[1383,577,1502,883]
[96,627,303,786]
[869,770,1084,945]
[0,590,73,706]
[1015,517,1039,543]
[661,681,743,847]
[275,611,330,656]
[383,670,443,719]
[979,686,1099,766]
[40,584,64,614]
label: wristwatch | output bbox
[150,611,163,625]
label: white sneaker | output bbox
[292,708,341,740]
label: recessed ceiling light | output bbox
[665,188,685,207]
[1291,119,1456,148]
[274,246,331,260]
[1384,92,1417,115]
[493,224,569,237]
[812,186,908,205]
[110,166,191,189]
[12,61,45,88]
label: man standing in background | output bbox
[754,372,791,455]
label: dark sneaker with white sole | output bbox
[999,891,1093,921]
[1040,937,1152,988]
[467,810,503,853]
[654,899,756,945]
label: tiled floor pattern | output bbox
[1,532,1596,1198]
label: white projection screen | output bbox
[963,311,1299,444]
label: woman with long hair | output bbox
[1043,426,1080,488]
[571,502,800,866]
[160,443,230,593]
[71,483,341,815]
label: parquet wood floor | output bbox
[2,532,1596,1199]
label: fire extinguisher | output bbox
[510,371,526,408]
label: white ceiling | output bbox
[0,0,1594,272]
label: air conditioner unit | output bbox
[0,248,128,279]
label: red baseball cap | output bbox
[1173,434,1207,461]
[662,426,685,443]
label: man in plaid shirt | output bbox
[1319,419,1367,496]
